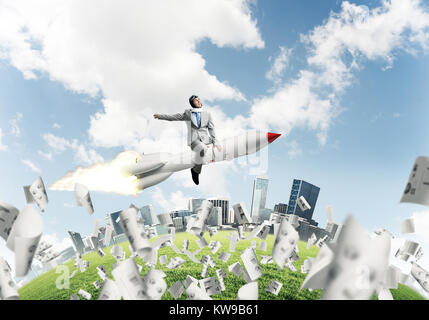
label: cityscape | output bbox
[16,176,340,286]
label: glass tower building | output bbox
[207,197,229,225]
[287,179,320,222]
[68,231,85,255]
[108,210,124,236]
[250,176,269,223]
[140,205,157,225]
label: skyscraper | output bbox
[287,179,320,224]
[250,175,269,223]
[207,207,222,226]
[273,203,288,214]
[108,210,124,236]
[207,197,229,225]
[171,209,193,226]
[140,205,157,225]
[68,231,85,255]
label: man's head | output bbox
[189,95,202,108]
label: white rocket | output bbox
[121,131,281,192]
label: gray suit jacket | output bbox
[157,108,218,147]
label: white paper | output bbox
[159,255,168,265]
[218,251,231,263]
[188,200,212,236]
[112,258,145,300]
[297,196,311,212]
[227,231,239,253]
[236,282,258,300]
[157,213,173,226]
[120,207,152,262]
[0,257,19,300]
[93,280,102,289]
[260,255,273,264]
[28,177,48,212]
[166,257,186,269]
[307,233,317,249]
[228,262,244,277]
[6,205,43,277]
[238,225,245,239]
[411,262,429,293]
[216,269,226,291]
[266,280,282,296]
[241,247,262,281]
[182,239,189,252]
[233,202,251,224]
[400,218,415,234]
[183,275,198,289]
[142,268,167,300]
[78,289,91,300]
[245,221,270,240]
[98,279,121,300]
[272,218,298,269]
[258,241,267,252]
[377,287,393,300]
[326,205,334,223]
[400,156,429,206]
[169,280,185,299]
[186,282,212,300]
[209,240,221,254]
[0,201,19,241]
[199,277,221,296]
[74,183,94,214]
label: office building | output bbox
[173,217,184,231]
[68,231,85,255]
[171,209,193,226]
[258,208,273,223]
[207,197,230,225]
[250,175,269,223]
[228,208,235,224]
[287,179,320,225]
[140,205,157,225]
[113,233,128,244]
[108,210,124,236]
[273,203,288,214]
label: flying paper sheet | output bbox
[27,177,48,212]
[166,257,186,269]
[400,156,429,206]
[218,251,231,263]
[74,183,94,214]
[183,275,198,289]
[326,205,334,223]
[183,249,200,264]
[410,262,429,293]
[199,277,222,296]
[159,255,168,265]
[0,257,19,300]
[208,226,218,237]
[266,280,282,296]
[6,205,43,277]
[377,287,393,300]
[236,282,258,300]
[196,235,208,249]
[241,247,262,281]
[157,213,173,226]
[186,282,212,300]
[119,206,152,262]
[169,280,185,299]
[216,269,226,291]
[272,218,298,269]
[188,200,213,236]
[110,245,124,261]
[103,225,113,247]
[238,225,245,239]
[297,196,311,212]
[97,265,107,280]
[259,241,267,252]
[228,262,244,277]
[182,239,189,252]
[400,218,415,234]
[260,255,273,264]
[98,279,121,300]
[227,231,239,253]
[321,216,391,300]
[307,233,317,249]
[78,289,91,300]
[0,201,19,241]
[245,221,270,240]
[142,268,167,300]
[93,280,102,289]
[112,258,145,300]
[301,258,313,274]
[233,202,251,224]
[209,240,221,254]
[395,240,420,262]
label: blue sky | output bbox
[1,0,429,294]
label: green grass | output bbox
[18,231,425,300]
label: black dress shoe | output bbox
[191,168,199,185]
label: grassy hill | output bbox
[18,230,425,300]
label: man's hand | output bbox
[215,145,222,152]
[153,114,159,119]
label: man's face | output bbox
[193,97,202,108]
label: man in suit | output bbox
[153,95,222,185]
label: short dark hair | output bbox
[189,95,198,108]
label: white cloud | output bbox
[40,233,74,253]
[9,112,23,137]
[150,187,189,213]
[286,140,303,159]
[42,133,103,166]
[52,122,61,129]
[38,150,53,161]
[21,159,41,173]
[266,46,292,86]
[250,0,429,145]
[0,0,263,151]
[0,128,8,151]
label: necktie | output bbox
[195,112,201,128]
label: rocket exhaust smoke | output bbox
[49,151,141,196]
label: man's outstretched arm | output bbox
[154,112,186,121]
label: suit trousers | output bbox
[190,139,209,174]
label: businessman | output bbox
[154,95,222,185]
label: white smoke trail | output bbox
[49,151,141,196]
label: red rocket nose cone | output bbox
[267,132,281,143]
